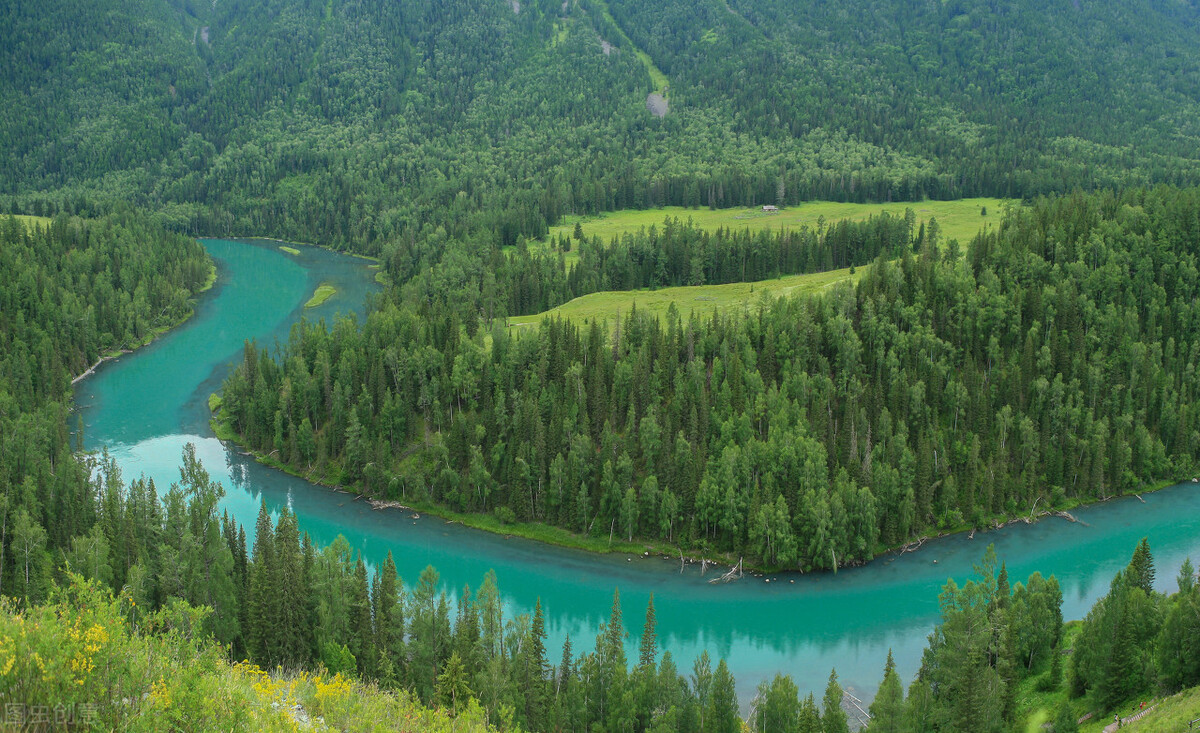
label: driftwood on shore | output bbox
[71,350,131,385]
[1053,510,1090,526]
[842,689,872,727]
[708,558,743,584]
[368,499,415,512]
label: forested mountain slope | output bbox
[4,0,1200,254]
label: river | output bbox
[74,238,1200,712]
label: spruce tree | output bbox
[1128,537,1155,595]
[707,658,740,733]
[247,500,276,664]
[798,693,823,733]
[374,551,404,684]
[821,669,849,733]
[639,593,658,670]
[867,650,904,733]
[350,557,375,677]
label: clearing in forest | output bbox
[507,266,860,331]
[510,197,1009,331]
[10,214,52,229]
[590,0,669,95]
[547,198,1008,248]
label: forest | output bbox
[4,0,1200,264]
[500,213,909,316]
[4,0,1200,728]
[218,187,1200,571]
[0,212,210,591]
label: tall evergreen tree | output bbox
[867,650,904,733]
[821,669,849,733]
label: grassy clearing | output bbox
[551,20,569,46]
[11,214,52,229]
[547,198,1008,247]
[279,245,300,256]
[634,48,669,93]
[508,266,860,331]
[304,283,336,308]
[1101,687,1200,730]
[591,0,669,94]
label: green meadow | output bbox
[12,214,51,229]
[508,266,860,331]
[547,198,1008,247]
[507,198,1008,331]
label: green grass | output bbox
[634,48,669,93]
[1106,687,1200,730]
[10,214,51,229]
[591,0,669,94]
[508,266,860,331]
[1023,708,1049,733]
[199,261,218,293]
[552,20,569,46]
[279,245,300,256]
[547,198,1008,247]
[304,283,336,308]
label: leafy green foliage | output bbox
[4,0,1200,261]
[220,188,1200,569]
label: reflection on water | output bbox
[76,238,1200,707]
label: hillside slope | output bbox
[3,0,1200,250]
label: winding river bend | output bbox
[75,238,1200,709]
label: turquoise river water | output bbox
[73,238,1200,711]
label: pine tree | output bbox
[1128,537,1155,595]
[350,557,375,677]
[1176,557,1195,595]
[436,651,473,713]
[273,507,312,667]
[639,594,658,670]
[867,650,904,733]
[409,565,449,702]
[247,501,276,664]
[526,599,549,725]
[821,669,849,733]
[708,658,740,733]
[798,693,823,733]
[374,551,405,685]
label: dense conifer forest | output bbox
[0,213,209,597]
[4,0,1200,728]
[5,0,1200,257]
[218,188,1200,570]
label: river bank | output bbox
[71,260,218,387]
[79,236,1200,710]
[206,391,1194,577]
[242,236,388,285]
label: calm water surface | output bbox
[75,238,1200,710]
